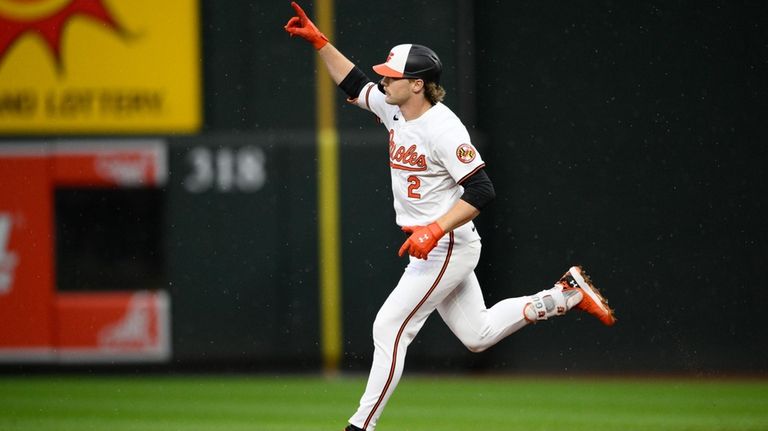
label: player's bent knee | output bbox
[462,338,491,353]
[465,343,488,353]
[468,345,486,353]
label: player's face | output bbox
[381,77,421,106]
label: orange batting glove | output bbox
[284,2,329,50]
[398,222,445,260]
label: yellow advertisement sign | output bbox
[0,0,200,134]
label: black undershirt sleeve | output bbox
[338,66,373,99]
[459,168,496,210]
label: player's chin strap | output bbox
[524,285,583,322]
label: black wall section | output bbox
[17,1,765,373]
[165,135,319,368]
[474,1,767,373]
[174,0,768,373]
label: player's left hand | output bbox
[398,222,445,260]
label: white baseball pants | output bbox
[349,229,532,430]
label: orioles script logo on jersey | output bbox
[388,129,427,171]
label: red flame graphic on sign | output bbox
[0,0,124,72]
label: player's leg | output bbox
[347,284,431,431]
[436,270,531,353]
[348,235,476,430]
[437,265,616,352]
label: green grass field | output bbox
[1,374,766,431]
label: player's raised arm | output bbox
[284,1,354,85]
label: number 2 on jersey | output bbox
[407,175,421,199]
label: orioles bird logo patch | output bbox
[456,143,476,164]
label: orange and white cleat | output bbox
[558,266,616,326]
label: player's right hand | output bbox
[398,223,445,260]
[284,2,329,50]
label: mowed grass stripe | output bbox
[1,376,358,430]
[386,377,768,431]
[1,375,766,431]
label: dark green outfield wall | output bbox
[165,135,320,367]
[471,1,767,373]
[184,1,766,373]
[7,1,761,373]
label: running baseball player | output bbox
[284,3,616,430]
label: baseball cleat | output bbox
[558,266,616,326]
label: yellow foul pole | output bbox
[314,0,342,374]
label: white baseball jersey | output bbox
[352,82,486,229]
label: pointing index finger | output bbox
[290,2,308,21]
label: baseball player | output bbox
[284,3,616,430]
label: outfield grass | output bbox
[1,374,766,431]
